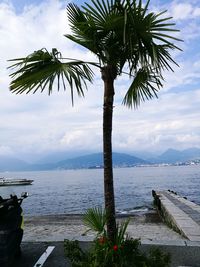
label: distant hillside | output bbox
[54,152,147,170]
[0,156,31,172]
[1,148,200,171]
[34,150,91,164]
[151,148,200,164]
[0,152,147,171]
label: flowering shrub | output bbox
[64,207,171,267]
[113,244,118,251]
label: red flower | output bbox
[113,245,118,251]
[98,236,106,244]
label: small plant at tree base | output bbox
[64,208,171,267]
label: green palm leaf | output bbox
[115,218,130,244]
[8,48,93,105]
[83,207,107,234]
[122,67,163,108]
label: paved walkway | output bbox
[154,190,200,241]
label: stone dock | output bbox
[152,190,200,242]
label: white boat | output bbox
[0,178,34,186]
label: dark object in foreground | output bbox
[0,193,28,267]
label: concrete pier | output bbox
[152,190,200,242]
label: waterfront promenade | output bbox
[14,192,200,266]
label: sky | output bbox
[0,0,200,162]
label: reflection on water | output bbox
[0,165,199,215]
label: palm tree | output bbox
[8,0,181,242]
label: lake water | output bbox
[0,165,199,216]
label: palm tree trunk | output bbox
[101,65,117,242]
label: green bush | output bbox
[64,208,171,267]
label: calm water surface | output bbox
[0,165,199,215]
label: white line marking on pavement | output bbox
[33,246,55,267]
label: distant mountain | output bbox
[54,152,147,170]
[1,148,200,171]
[0,156,31,172]
[0,152,147,171]
[151,148,200,164]
[34,150,92,164]
[27,152,148,170]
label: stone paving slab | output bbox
[169,194,200,212]
[154,191,200,242]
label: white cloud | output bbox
[111,88,200,152]
[193,7,200,16]
[170,3,193,20]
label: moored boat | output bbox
[0,178,34,186]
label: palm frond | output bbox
[83,207,107,234]
[115,218,130,244]
[66,3,106,60]
[122,67,163,108]
[83,0,113,25]
[117,1,182,75]
[66,0,181,75]
[8,48,93,105]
